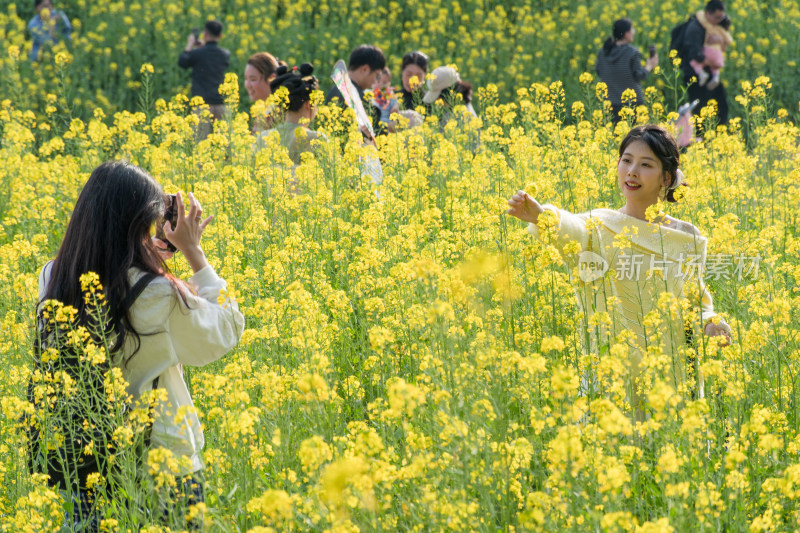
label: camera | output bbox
[155,194,179,253]
[648,44,657,58]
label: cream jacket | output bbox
[529,206,722,358]
[39,263,245,475]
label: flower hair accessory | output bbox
[670,169,684,190]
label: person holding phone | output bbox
[595,18,659,124]
[178,20,231,140]
[35,161,244,528]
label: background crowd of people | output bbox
[26,0,734,138]
[178,25,477,145]
[596,0,732,128]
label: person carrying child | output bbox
[673,0,730,124]
[689,10,732,90]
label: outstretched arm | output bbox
[507,190,544,225]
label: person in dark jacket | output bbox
[178,20,231,139]
[325,44,386,136]
[595,18,659,124]
[675,0,729,125]
[399,50,429,111]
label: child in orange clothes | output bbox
[371,67,400,127]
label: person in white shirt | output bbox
[35,160,244,529]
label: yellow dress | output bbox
[530,206,722,396]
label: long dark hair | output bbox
[603,18,633,54]
[619,125,683,202]
[39,161,171,358]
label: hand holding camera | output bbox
[185,29,202,51]
[156,191,213,273]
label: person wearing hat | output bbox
[422,66,459,105]
[423,66,478,127]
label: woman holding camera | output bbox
[595,18,659,124]
[34,161,244,529]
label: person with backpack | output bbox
[671,0,730,125]
[595,18,659,125]
[31,161,244,529]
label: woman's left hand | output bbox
[704,321,731,346]
[163,191,213,273]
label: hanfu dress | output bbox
[529,206,725,401]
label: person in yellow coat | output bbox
[507,125,730,411]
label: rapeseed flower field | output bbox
[1,1,800,530]
[1,65,799,531]
[0,0,799,116]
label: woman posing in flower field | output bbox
[32,161,244,529]
[507,125,729,405]
[259,63,327,165]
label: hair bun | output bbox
[268,62,319,111]
[299,63,314,76]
